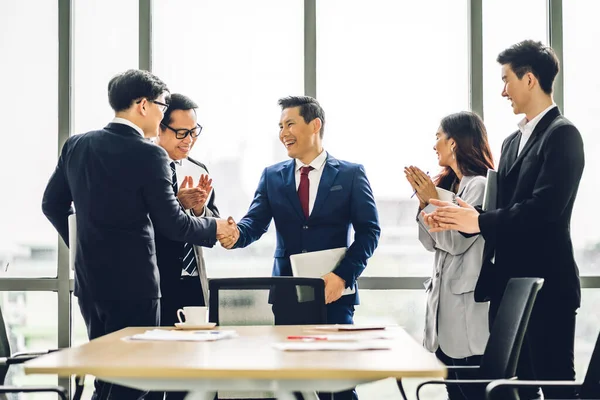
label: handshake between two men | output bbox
[175,173,240,247]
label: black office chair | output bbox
[208,277,327,326]
[0,305,66,399]
[486,329,600,400]
[408,277,544,400]
[208,277,326,400]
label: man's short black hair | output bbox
[497,40,559,95]
[108,69,170,112]
[278,96,326,138]
[161,93,198,126]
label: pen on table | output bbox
[287,335,328,341]
[410,171,429,198]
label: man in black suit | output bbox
[154,93,218,328]
[423,40,584,399]
[42,70,236,400]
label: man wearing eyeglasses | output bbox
[154,93,217,322]
[42,70,237,400]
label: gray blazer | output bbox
[417,175,490,358]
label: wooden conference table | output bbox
[24,325,446,400]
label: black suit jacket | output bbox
[475,107,584,310]
[155,157,220,300]
[42,123,217,301]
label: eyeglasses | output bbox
[160,123,203,139]
[136,98,169,113]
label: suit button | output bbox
[178,257,183,261]
[302,249,307,253]
[435,272,440,278]
[303,225,309,230]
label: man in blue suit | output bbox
[219,96,380,399]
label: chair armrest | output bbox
[0,385,67,400]
[416,378,502,400]
[7,349,57,365]
[485,379,583,400]
[446,365,481,373]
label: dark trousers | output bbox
[274,301,357,400]
[435,348,483,400]
[490,299,578,400]
[77,297,160,400]
[148,276,206,400]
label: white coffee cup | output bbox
[177,306,208,325]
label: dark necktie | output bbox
[298,166,314,218]
[170,162,198,276]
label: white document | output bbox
[482,169,498,211]
[127,329,237,342]
[290,248,354,302]
[273,341,391,351]
[68,214,77,271]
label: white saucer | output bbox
[174,322,217,330]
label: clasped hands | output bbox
[420,197,481,234]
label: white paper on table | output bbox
[272,341,391,351]
[126,329,237,342]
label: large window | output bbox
[0,0,58,278]
[153,0,304,277]
[482,0,547,161]
[317,0,469,277]
[564,1,600,276]
[73,0,139,134]
[0,292,58,392]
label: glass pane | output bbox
[153,0,304,277]
[71,295,95,399]
[482,0,547,161]
[317,1,469,277]
[577,289,600,380]
[0,292,58,395]
[73,0,139,134]
[0,0,58,278]
[355,290,444,399]
[563,1,600,275]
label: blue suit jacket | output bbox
[234,153,380,305]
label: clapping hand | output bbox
[404,166,437,209]
[177,176,209,211]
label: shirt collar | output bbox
[295,150,328,172]
[517,103,557,136]
[112,117,145,137]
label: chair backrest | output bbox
[208,277,326,326]
[479,277,544,379]
[581,330,600,398]
[0,306,11,384]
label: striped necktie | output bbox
[170,162,198,276]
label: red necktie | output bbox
[298,166,314,218]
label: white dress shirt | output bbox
[294,150,328,216]
[111,117,145,137]
[516,103,556,155]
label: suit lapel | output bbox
[499,133,520,178]
[311,156,340,219]
[280,160,305,220]
[506,107,560,177]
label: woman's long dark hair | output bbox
[434,111,495,192]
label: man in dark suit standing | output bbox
[424,40,584,399]
[42,70,236,400]
[154,93,219,329]
[219,96,381,400]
